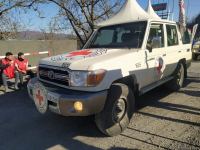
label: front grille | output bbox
[39,66,69,86]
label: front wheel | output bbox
[95,83,135,137]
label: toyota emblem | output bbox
[62,62,71,69]
[48,71,55,79]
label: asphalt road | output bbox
[0,62,200,150]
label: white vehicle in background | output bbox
[27,0,193,136]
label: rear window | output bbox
[166,25,179,46]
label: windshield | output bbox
[87,21,147,49]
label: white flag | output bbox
[179,0,186,32]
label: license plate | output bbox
[47,92,60,103]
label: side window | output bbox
[147,24,164,50]
[166,25,179,46]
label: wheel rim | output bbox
[177,65,184,85]
[112,98,126,123]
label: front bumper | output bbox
[27,78,107,116]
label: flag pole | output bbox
[179,0,186,34]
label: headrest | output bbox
[121,33,135,42]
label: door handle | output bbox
[163,54,166,57]
[147,58,155,61]
[187,49,190,52]
[178,51,181,53]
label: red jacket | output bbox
[1,58,15,79]
[15,59,28,73]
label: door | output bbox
[164,24,181,77]
[145,23,167,85]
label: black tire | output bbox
[192,53,198,60]
[166,62,185,91]
[95,83,135,137]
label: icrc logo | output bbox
[48,71,55,79]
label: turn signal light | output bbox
[87,69,106,86]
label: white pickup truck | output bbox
[27,0,193,136]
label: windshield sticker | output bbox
[50,49,107,62]
[51,55,65,62]
[93,49,108,56]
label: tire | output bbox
[95,83,135,137]
[166,62,185,91]
[192,53,198,60]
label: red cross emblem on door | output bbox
[36,90,44,105]
[156,57,164,74]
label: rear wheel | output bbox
[95,83,135,136]
[192,53,198,60]
[166,62,185,91]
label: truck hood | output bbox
[39,48,137,70]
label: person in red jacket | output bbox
[0,52,19,93]
[15,52,29,86]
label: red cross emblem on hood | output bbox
[66,49,92,57]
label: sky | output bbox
[15,0,200,32]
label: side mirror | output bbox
[146,44,152,52]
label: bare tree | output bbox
[0,0,42,40]
[0,15,19,39]
[0,0,124,42]
[45,0,124,46]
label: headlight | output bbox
[70,71,88,87]
[70,69,106,87]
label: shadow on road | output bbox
[176,77,200,97]
[0,89,104,150]
[136,76,200,126]
[0,75,200,150]
[124,127,200,148]
[184,77,200,85]
[178,89,200,97]
[126,76,200,149]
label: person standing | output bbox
[15,52,29,86]
[0,52,19,93]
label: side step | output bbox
[139,76,174,95]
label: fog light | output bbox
[74,101,83,112]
